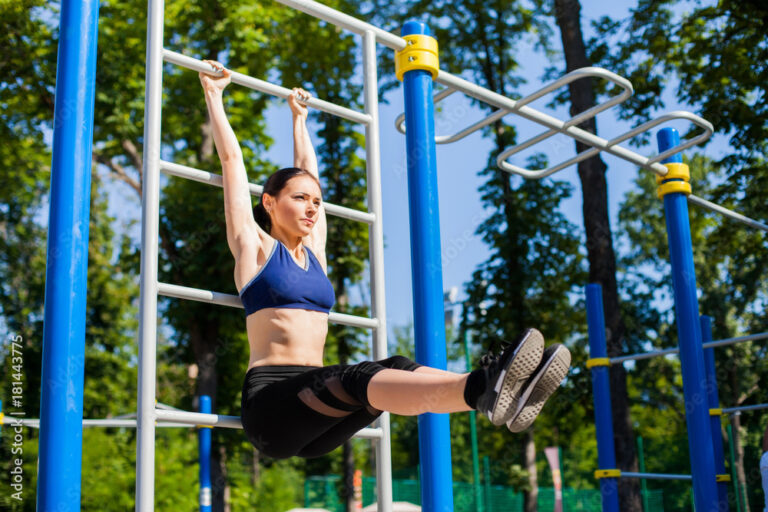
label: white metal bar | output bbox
[622,472,692,481]
[397,67,633,147]
[153,409,383,439]
[273,0,406,51]
[137,1,164,510]
[6,418,186,429]
[162,49,371,125]
[156,282,380,329]
[611,331,768,364]
[722,403,768,415]
[155,409,243,429]
[363,29,393,512]
[497,110,713,179]
[687,194,768,233]
[159,160,375,224]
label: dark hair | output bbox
[253,167,322,234]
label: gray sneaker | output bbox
[475,328,545,426]
[506,344,571,433]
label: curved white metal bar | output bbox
[394,87,456,137]
[162,49,372,125]
[396,67,633,146]
[496,110,713,179]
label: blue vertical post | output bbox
[700,316,729,510]
[198,396,212,512]
[399,20,454,511]
[37,0,99,510]
[585,284,620,512]
[657,127,719,510]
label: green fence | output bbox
[304,475,665,511]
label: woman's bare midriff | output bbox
[246,307,328,370]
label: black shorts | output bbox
[240,355,422,460]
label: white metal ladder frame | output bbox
[138,2,392,509]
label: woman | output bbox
[199,60,571,460]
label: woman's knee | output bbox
[377,354,423,372]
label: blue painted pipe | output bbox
[401,20,455,512]
[658,127,719,510]
[199,396,212,511]
[585,284,620,512]
[701,316,729,510]
[37,0,100,509]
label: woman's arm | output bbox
[200,61,260,260]
[289,88,328,272]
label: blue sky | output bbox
[97,1,738,357]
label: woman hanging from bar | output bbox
[199,60,572,460]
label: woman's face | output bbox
[265,175,322,238]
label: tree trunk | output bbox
[524,430,538,512]
[553,0,641,509]
[730,414,750,512]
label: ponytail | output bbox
[253,200,272,234]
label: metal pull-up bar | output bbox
[396,67,633,147]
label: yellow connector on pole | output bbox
[656,162,692,199]
[594,469,621,479]
[586,357,611,369]
[395,34,439,81]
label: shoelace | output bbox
[477,339,515,369]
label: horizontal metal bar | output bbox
[162,49,371,125]
[155,409,243,429]
[154,408,383,439]
[622,471,692,481]
[687,194,768,233]
[157,282,379,329]
[611,331,768,364]
[722,403,768,415]
[273,0,406,51]
[159,160,375,224]
[6,418,184,429]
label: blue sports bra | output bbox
[239,239,335,316]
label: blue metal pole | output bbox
[37,0,99,509]
[199,396,212,512]
[700,316,729,510]
[657,127,719,511]
[401,20,454,512]
[585,284,620,512]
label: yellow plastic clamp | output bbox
[709,408,723,416]
[716,474,731,483]
[0,412,4,424]
[656,162,692,199]
[197,425,214,429]
[395,34,439,81]
[594,469,621,479]
[586,358,611,369]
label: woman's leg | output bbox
[367,369,472,415]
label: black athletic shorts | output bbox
[240,355,423,460]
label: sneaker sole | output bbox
[487,329,545,425]
[506,345,571,433]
